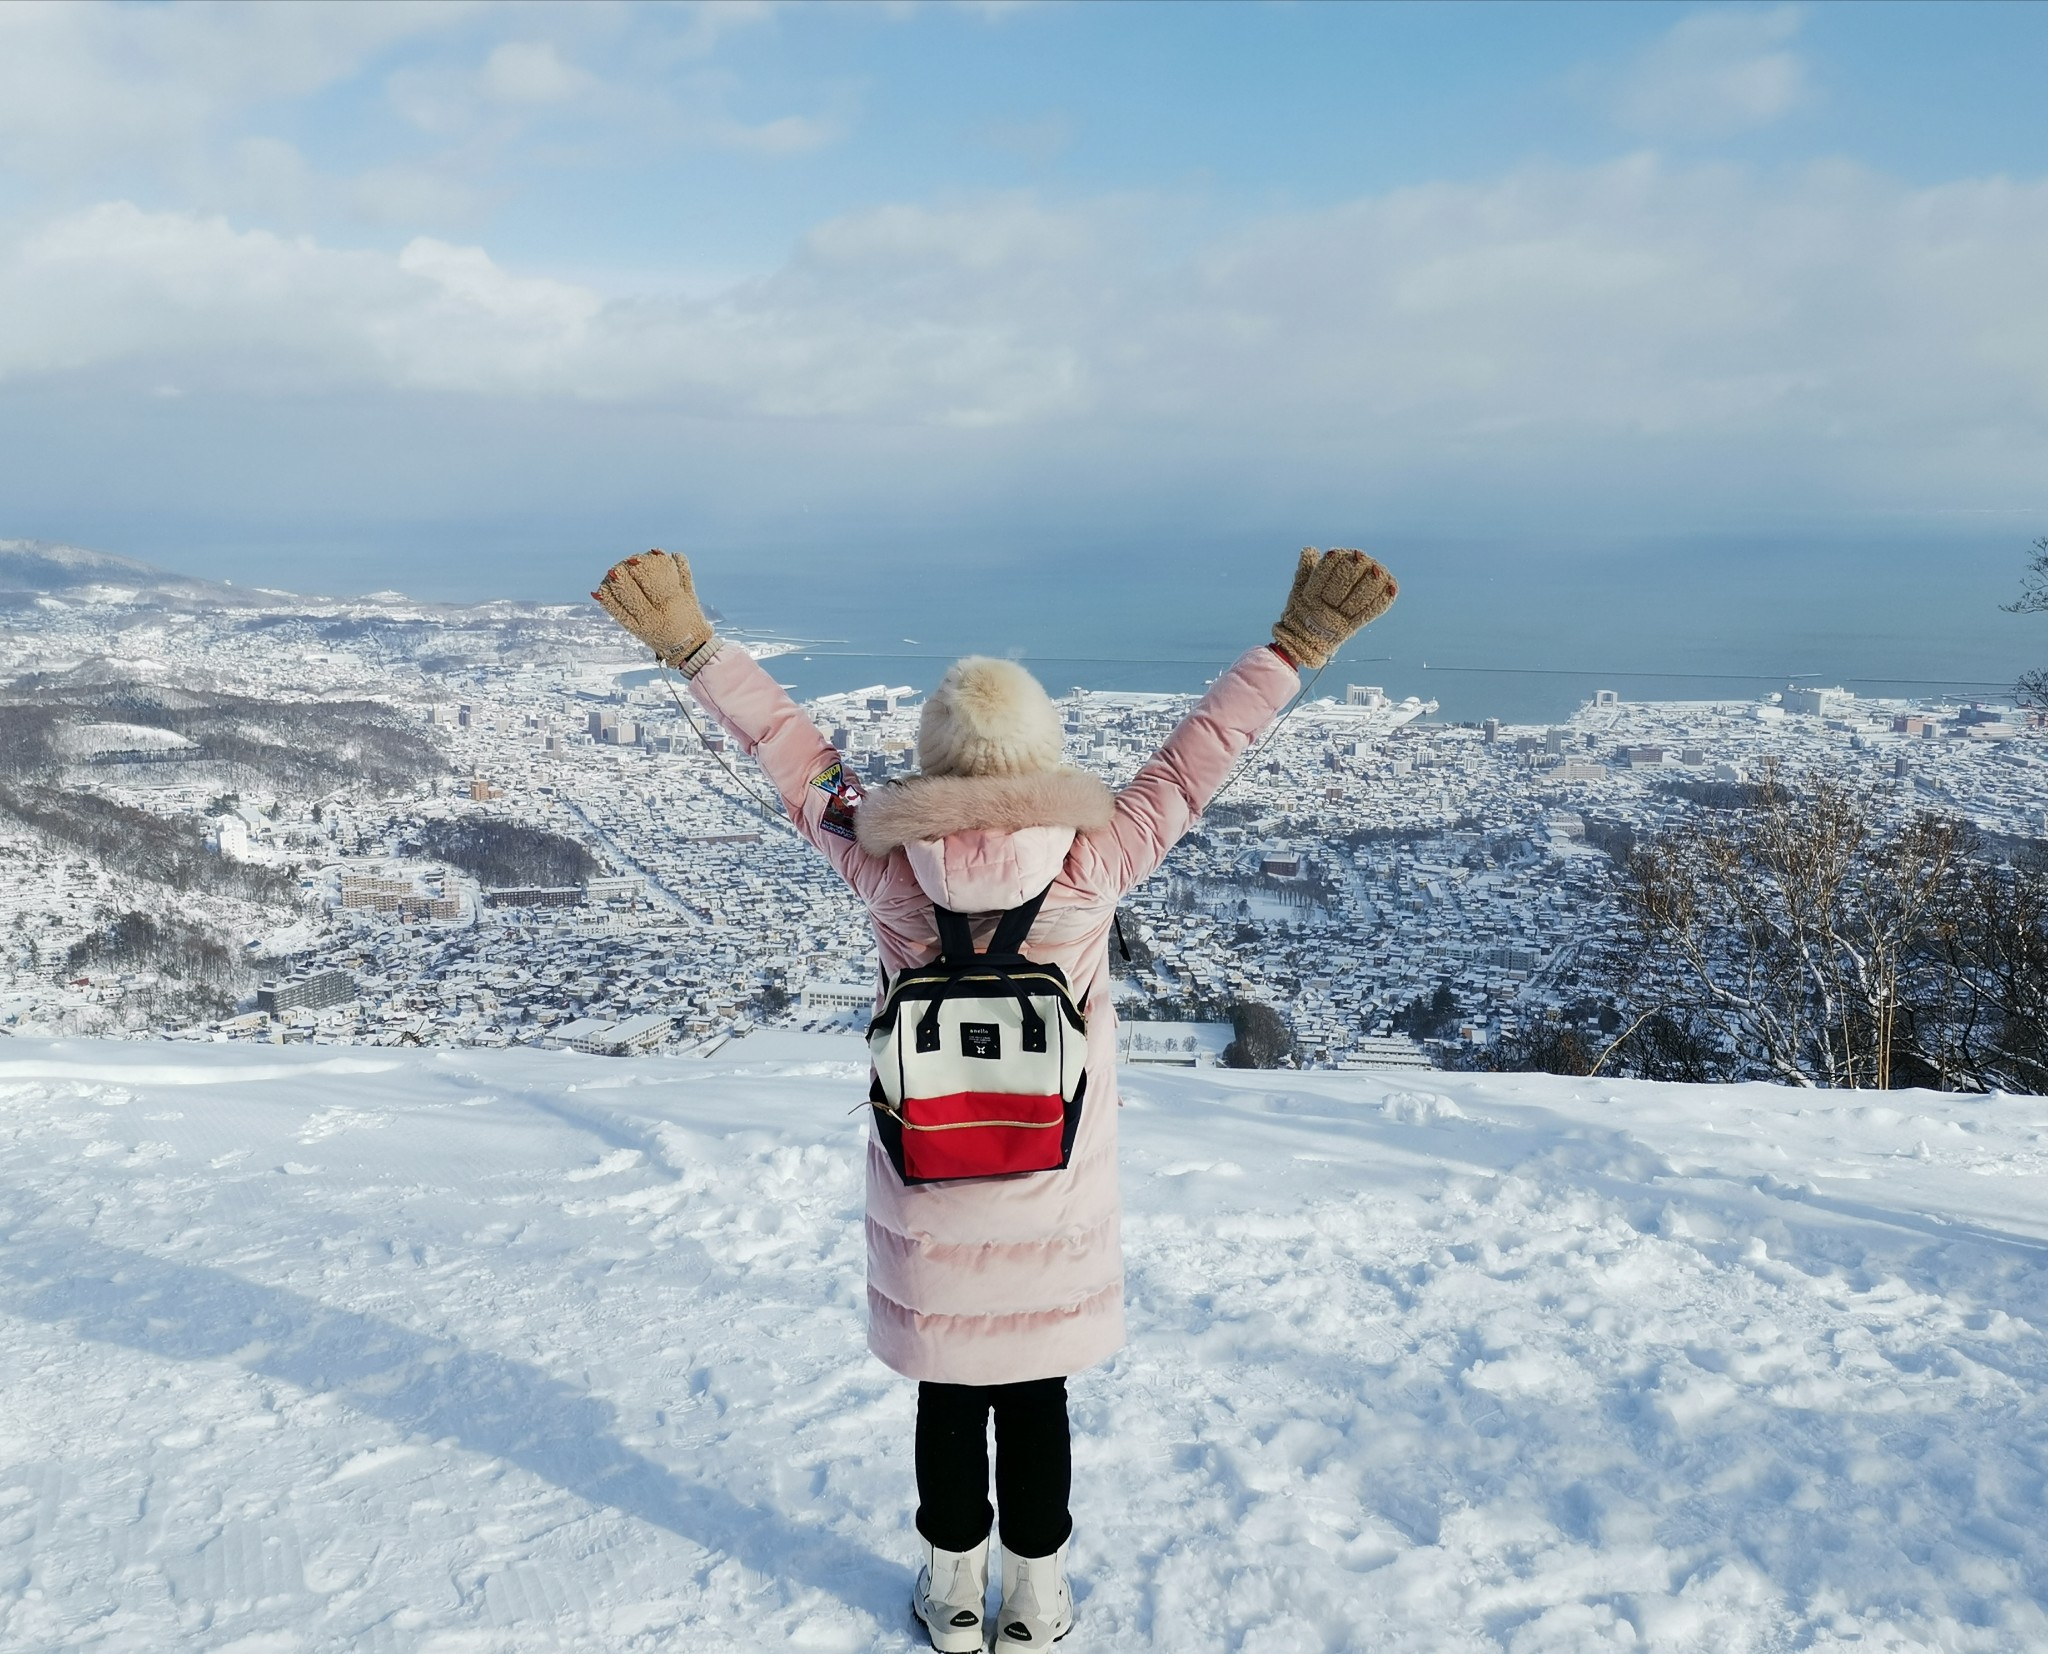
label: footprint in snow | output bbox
[564,1148,644,1182]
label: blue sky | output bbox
[0,1,2044,609]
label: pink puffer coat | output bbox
[688,644,1299,1384]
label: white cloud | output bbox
[2,157,2045,510]
[0,2,833,236]
[652,0,782,62]
[801,196,1094,273]
[0,1,466,174]
[1612,7,1810,140]
[703,110,846,157]
[217,135,321,220]
[479,41,593,106]
[978,112,1076,164]
[948,2,1042,20]
[389,39,606,134]
[382,28,843,166]
[347,163,497,229]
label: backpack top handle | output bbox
[918,885,1059,1052]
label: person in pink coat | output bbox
[594,546,1397,1651]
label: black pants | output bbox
[914,1378,1073,1558]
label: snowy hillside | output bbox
[4,1038,2046,1653]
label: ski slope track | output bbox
[2,1037,2046,1652]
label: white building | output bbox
[1783,685,1854,718]
[800,981,875,1015]
[550,1013,673,1055]
[1341,1035,1436,1073]
[1121,1020,1233,1066]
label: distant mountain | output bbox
[0,539,263,610]
[0,538,584,619]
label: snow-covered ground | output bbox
[3,1037,2046,1653]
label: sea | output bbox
[701,530,2041,726]
[148,514,2041,728]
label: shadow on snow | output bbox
[0,1206,896,1624]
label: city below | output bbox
[3,540,2043,1073]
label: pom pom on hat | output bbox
[918,656,1064,778]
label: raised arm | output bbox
[694,648,899,895]
[1082,645,1298,895]
[593,550,885,894]
[1079,546,1399,896]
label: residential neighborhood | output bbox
[4,572,2039,1070]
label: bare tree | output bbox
[1603,1007,1724,1083]
[2005,534,2048,708]
[1908,844,2048,1093]
[1462,1020,1593,1077]
[1621,763,1966,1088]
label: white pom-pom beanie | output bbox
[917,656,1064,778]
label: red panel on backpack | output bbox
[902,1091,1066,1179]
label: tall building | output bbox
[340,871,415,912]
[483,886,585,908]
[340,868,462,920]
[257,970,356,1016]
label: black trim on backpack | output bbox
[1058,1067,1087,1167]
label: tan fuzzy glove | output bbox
[1270,547,1399,670]
[592,550,720,676]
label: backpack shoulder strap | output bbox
[987,885,1053,957]
[929,884,1054,965]
[931,904,977,965]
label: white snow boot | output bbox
[995,1541,1072,1648]
[912,1537,989,1653]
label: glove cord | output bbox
[1205,660,1329,809]
[659,665,805,839]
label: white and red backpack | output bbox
[866,888,1088,1185]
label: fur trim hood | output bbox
[918,656,1064,778]
[854,767,1113,856]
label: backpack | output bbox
[867,887,1088,1185]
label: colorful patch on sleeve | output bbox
[815,762,865,841]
